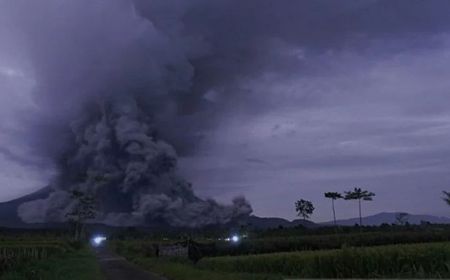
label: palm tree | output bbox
[295,199,315,221]
[324,192,342,226]
[344,187,375,226]
[443,191,450,206]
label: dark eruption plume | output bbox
[19,98,251,227]
[1,0,254,227]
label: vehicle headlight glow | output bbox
[91,235,107,246]
[231,235,240,243]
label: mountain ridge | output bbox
[1,188,450,229]
[323,212,450,226]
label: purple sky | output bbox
[1,0,450,222]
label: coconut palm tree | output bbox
[443,191,450,206]
[344,187,375,226]
[324,192,342,226]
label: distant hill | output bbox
[245,215,317,229]
[0,187,319,230]
[0,186,51,228]
[325,212,450,226]
[2,189,449,230]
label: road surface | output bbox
[94,245,167,280]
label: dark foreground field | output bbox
[0,243,102,280]
[110,225,450,279]
[3,225,450,279]
[118,242,450,279]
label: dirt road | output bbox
[94,245,167,280]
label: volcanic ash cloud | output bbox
[18,99,252,227]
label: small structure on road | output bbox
[159,244,189,257]
[153,240,216,262]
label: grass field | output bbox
[3,226,450,279]
[114,231,450,279]
[198,242,450,278]
[0,235,103,280]
[1,248,103,280]
[212,230,450,256]
[112,228,450,259]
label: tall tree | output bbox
[324,192,342,226]
[65,190,96,241]
[344,187,375,226]
[295,199,315,221]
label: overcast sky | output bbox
[2,0,450,222]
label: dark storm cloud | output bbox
[180,40,450,220]
[149,0,450,219]
[132,0,450,134]
[1,0,450,222]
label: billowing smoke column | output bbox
[2,0,254,227]
[19,98,251,227]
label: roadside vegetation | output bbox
[212,229,450,256]
[0,235,102,280]
[197,242,450,278]
[114,226,450,257]
[112,224,450,279]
